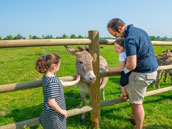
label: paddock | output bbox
[0,30,172,129]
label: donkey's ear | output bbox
[167,49,171,52]
[77,47,85,51]
[85,45,89,52]
[162,49,165,53]
[65,45,77,56]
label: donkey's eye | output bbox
[78,61,83,64]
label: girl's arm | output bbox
[60,75,80,87]
[48,98,67,118]
[105,61,125,71]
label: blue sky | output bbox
[0,0,172,38]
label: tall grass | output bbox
[0,45,172,129]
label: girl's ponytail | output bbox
[35,56,48,73]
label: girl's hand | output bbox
[61,109,67,118]
[76,74,80,82]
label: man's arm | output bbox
[126,55,137,70]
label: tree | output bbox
[42,35,45,39]
[32,35,41,39]
[13,34,26,40]
[161,36,167,41]
[70,34,76,38]
[29,35,40,39]
[78,35,83,38]
[3,35,13,40]
[150,36,156,41]
[0,36,2,40]
[44,35,53,39]
[55,36,60,39]
[62,34,69,39]
[156,36,161,41]
[29,35,32,39]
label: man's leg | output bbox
[131,104,144,129]
[128,71,157,128]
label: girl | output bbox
[105,38,131,100]
[35,53,80,129]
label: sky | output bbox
[0,0,172,38]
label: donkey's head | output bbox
[65,46,96,83]
[162,49,172,61]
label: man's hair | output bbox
[107,18,126,32]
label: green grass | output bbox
[0,45,172,129]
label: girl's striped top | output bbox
[42,74,66,114]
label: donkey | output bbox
[153,55,165,88]
[65,46,108,119]
[153,49,172,88]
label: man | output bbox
[107,18,158,129]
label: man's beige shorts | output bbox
[126,71,157,104]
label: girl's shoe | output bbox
[129,116,136,125]
[118,94,129,101]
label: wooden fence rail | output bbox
[0,76,76,93]
[100,65,172,77]
[0,106,93,129]
[1,65,172,93]
[0,39,91,48]
[100,85,172,108]
[1,39,172,48]
[99,39,172,46]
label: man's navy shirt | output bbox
[124,24,158,73]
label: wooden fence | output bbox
[0,31,172,129]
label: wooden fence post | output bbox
[89,30,100,129]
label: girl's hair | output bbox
[114,38,124,48]
[35,53,61,73]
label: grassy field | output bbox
[0,45,172,129]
